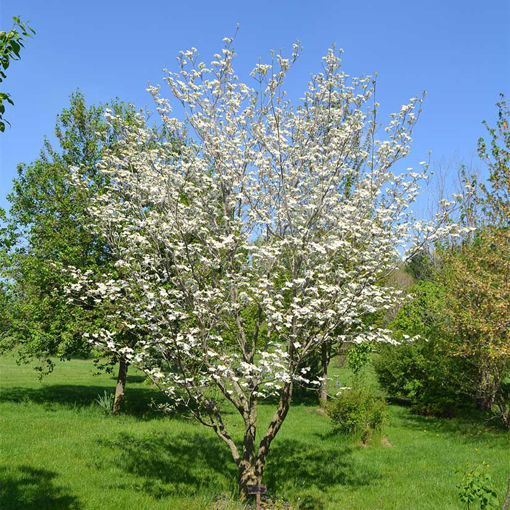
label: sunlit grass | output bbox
[1,355,508,509]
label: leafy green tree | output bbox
[439,227,509,423]
[438,95,509,424]
[405,249,436,282]
[1,91,140,412]
[0,16,35,131]
[376,97,510,425]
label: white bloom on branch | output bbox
[65,38,466,494]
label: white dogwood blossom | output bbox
[65,40,464,496]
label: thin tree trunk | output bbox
[476,366,497,412]
[495,391,510,429]
[112,357,128,414]
[319,343,329,406]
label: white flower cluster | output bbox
[65,41,464,418]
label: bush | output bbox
[373,279,481,417]
[458,462,499,509]
[327,387,388,444]
[373,339,468,417]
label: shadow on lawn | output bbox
[393,406,510,442]
[110,374,146,384]
[98,432,376,499]
[0,466,80,509]
[265,439,377,492]
[98,432,237,498]
[0,384,169,418]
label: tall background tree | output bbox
[0,91,142,413]
[439,94,509,424]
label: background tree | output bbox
[67,40,463,498]
[438,228,509,423]
[0,91,142,413]
[375,96,509,426]
[0,16,35,131]
[477,94,510,225]
[439,95,509,424]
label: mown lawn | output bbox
[0,355,508,509]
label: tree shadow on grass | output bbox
[0,466,80,509]
[395,406,510,442]
[97,432,238,499]
[98,432,377,500]
[265,439,378,493]
[0,384,170,418]
[110,374,146,384]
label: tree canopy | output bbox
[1,91,136,374]
[65,40,464,497]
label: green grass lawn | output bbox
[0,355,508,509]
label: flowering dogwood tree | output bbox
[66,40,462,498]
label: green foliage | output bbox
[458,462,499,509]
[405,249,435,282]
[95,390,114,415]
[347,342,373,377]
[389,280,443,340]
[374,279,479,417]
[374,339,472,417]
[0,16,35,131]
[0,91,138,371]
[326,387,388,444]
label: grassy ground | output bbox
[0,355,508,510]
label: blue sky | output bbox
[1,0,509,212]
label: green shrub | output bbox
[458,462,499,509]
[373,339,476,417]
[373,279,481,417]
[375,339,510,421]
[326,387,388,444]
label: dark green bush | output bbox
[373,279,481,417]
[327,387,388,444]
[373,339,476,417]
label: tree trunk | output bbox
[112,357,128,414]
[239,402,259,501]
[495,390,510,429]
[253,383,293,486]
[239,463,261,502]
[476,369,496,412]
[319,343,329,406]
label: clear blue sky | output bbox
[1,0,509,212]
